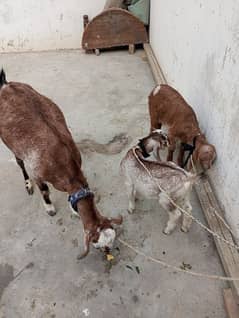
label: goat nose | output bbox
[104,246,110,254]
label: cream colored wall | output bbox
[0,0,105,52]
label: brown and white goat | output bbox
[0,70,122,259]
[120,131,196,234]
[149,84,216,170]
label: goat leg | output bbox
[36,181,56,216]
[160,199,181,235]
[177,143,185,167]
[77,231,91,260]
[163,208,181,234]
[167,149,174,162]
[126,183,136,214]
[15,157,34,195]
[181,200,192,233]
[167,134,176,162]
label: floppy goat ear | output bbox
[109,215,123,225]
[77,231,91,260]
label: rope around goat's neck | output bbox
[132,147,239,251]
[118,238,239,281]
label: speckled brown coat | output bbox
[120,132,196,234]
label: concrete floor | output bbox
[0,49,226,318]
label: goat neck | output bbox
[76,196,102,230]
[76,196,122,259]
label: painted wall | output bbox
[150,0,239,239]
[0,0,105,52]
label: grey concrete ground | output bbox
[0,50,226,318]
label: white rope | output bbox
[132,147,239,251]
[211,207,235,235]
[118,238,239,281]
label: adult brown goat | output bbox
[0,69,122,259]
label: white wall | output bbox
[0,0,105,52]
[150,0,239,238]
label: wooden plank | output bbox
[223,288,239,318]
[143,43,167,84]
[144,42,239,303]
[128,44,135,54]
[195,177,239,303]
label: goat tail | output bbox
[76,133,132,155]
[0,69,7,88]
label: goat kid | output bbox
[0,69,122,259]
[120,131,196,234]
[149,84,216,170]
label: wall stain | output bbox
[222,46,231,69]
[7,40,14,47]
[0,263,14,302]
[76,133,132,155]
[0,262,34,302]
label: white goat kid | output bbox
[120,131,196,234]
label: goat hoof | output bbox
[127,209,134,214]
[163,228,171,235]
[26,187,34,195]
[181,226,189,233]
[45,204,57,216]
[77,254,84,261]
[47,210,57,217]
[25,180,34,195]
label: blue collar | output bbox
[68,187,93,212]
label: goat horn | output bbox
[77,232,91,260]
[109,215,123,225]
